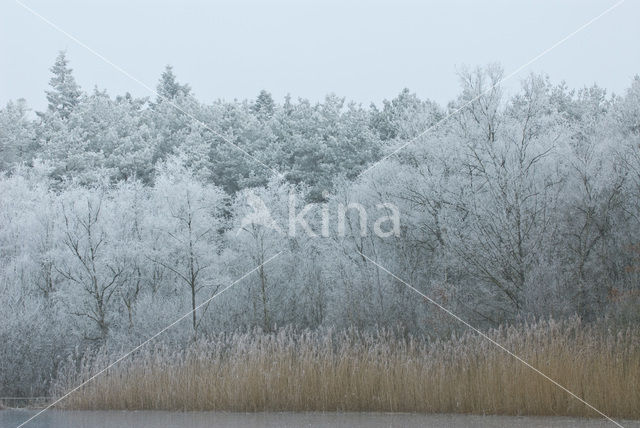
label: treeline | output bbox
[0,53,639,398]
[1,52,391,199]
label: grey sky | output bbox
[1,0,638,112]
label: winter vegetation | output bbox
[52,319,640,419]
[1,52,640,415]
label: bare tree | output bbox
[148,159,225,338]
[58,191,128,341]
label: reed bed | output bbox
[52,319,640,418]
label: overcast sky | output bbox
[1,0,639,111]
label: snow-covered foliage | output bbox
[1,54,639,397]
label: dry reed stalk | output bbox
[52,319,640,419]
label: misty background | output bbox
[2,0,639,110]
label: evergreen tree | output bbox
[252,90,275,121]
[156,65,191,102]
[44,51,82,120]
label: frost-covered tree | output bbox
[57,188,130,342]
[147,158,227,337]
[43,51,83,120]
[371,88,442,141]
[0,99,34,170]
[252,89,275,121]
[156,65,191,102]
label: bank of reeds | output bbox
[52,319,640,418]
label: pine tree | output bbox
[156,65,191,102]
[45,51,82,119]
[253,90,275,121]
